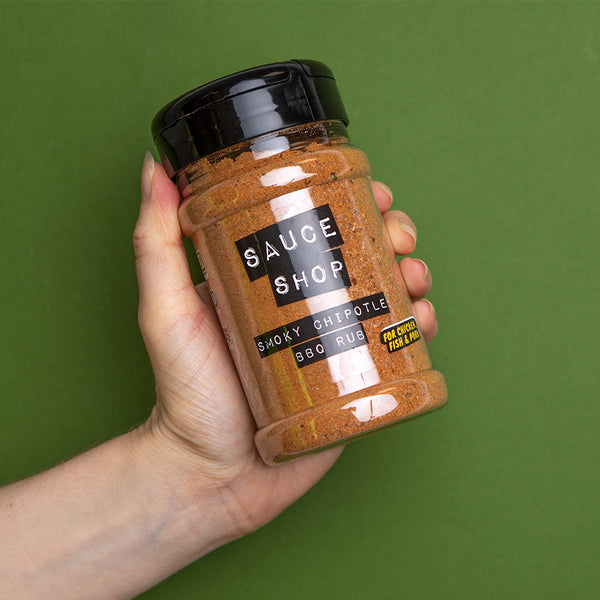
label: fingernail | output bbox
[422,298,436,316]
[372,180,393,203]
[413,258,429,280]
[141,151,155,202]
[398,220,417,245]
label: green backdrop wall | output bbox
[1,2,598,598]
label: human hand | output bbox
[133,153,439,551]
[0,153,439,600]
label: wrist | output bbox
[128,416,247,562]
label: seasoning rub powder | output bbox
[152,60,448,465]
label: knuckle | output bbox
[133,219,153,258]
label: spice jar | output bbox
[152,60,448,465]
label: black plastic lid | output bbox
[151,60,348,175]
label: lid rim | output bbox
[151,60,348,173]
[152,72,339,138]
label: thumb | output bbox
[133,152,203,338]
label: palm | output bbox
[149,284,256,461]
[146,282,341,529]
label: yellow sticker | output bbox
[380,317,421,353]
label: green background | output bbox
[1,1,598,598]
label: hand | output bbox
[133,153,439,547]
[0,156,440,600]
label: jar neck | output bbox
[177,120,349,198]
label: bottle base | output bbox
[254,369,448,466]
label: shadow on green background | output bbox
[1,1,598,598]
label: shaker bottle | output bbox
[151,60,448,465]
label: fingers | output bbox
[399,256,437,342]
[412,299,438,344]
[371,179,438,342]
[370,180,393,212]
[383,210,417,255]
[400,257,431,300]
[372,179,417,255]
[134,152,200,333]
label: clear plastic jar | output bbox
[152,61,447,465]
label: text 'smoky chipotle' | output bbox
[152,60,448,465]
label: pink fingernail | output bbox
[398,220,417,244]
[422,298,436,316]
[372,180,393,203]
[413,258,429,280]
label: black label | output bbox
[255,292,389,357]
[293,323,369,368]
[235,205,350,306]
[380,317,421,353]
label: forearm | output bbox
[0,426,235,600]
